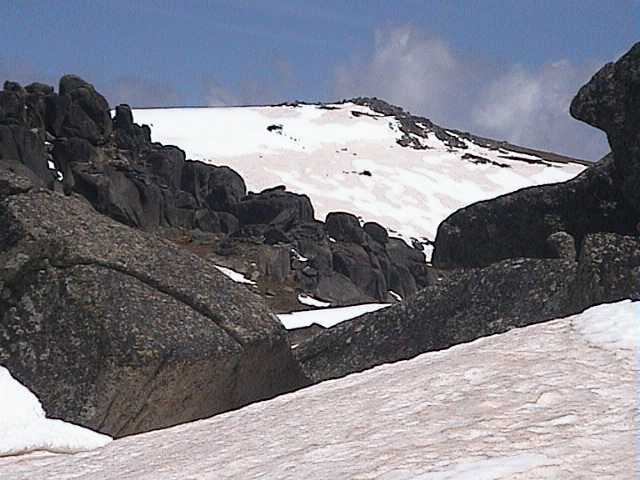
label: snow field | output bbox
[1,301,635,479]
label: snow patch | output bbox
[389,290,403,302]
[297,294,331,308]
[278,303,390,329]
[214,265,256,285]
[0,366,111,457]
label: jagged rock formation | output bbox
[296,42,640,382]
[0,77,426,306]
[0,161,309,437]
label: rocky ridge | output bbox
[0,76,427,308]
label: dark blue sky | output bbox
[1,1,638,158]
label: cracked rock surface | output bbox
[0,164,308,437]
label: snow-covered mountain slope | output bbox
[133,102,587,249]
[2,301,635,479]
[0,366,111,457]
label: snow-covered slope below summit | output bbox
[133,102,586,248]
[2,300,636,479]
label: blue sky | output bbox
[1,1,638,159]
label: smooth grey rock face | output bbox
[0,164,309,437]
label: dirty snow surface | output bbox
[133,104,585,248]
[0,366,111,457]
[2,300,636,479]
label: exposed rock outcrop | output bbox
[297,232,640,382]
[0,76,428,306]
[432,43,640,269]
[0,164,309,437]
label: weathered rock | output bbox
[314,272,376,306]
[331,242,387,300]
[432,155,633,268]
[237,186,314,230]
[0,124,49,184]
[182,161,246,213]
[363,221,389,245]
[52,75,113,144]
[571,42,640,212]
[0,167,309,437]
[325,212,365,244]
[113,104,151,154]
[0,81,26,125]
[570,233,640,308]
[143,145,185,191]
[297,256,581,382]
[298,228,640,382]
[546,231,576,259]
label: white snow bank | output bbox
[0,366,111,457]
[214,265,256,285]
[297,294,331,308]
[278,303,390,329]
[573,299,640,351]
[1,301,635,479]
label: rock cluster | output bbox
[0,76,426,306]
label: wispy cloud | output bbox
[333,25,608,160]
[101,76,183,108]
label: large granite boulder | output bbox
[54,75,113,144]
[432,154,633,268]
[237,186,314,231]
[571,42,640,212]
[181,160,246,213]
[0,165,308,437]
[325,212,366,244]
[433,43,640,269]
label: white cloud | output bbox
[333,26,608,160]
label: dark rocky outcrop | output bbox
[326,212,366,244]
[297,232,640,381]
[432,44,640,270]
[0,74,427,307]
[431,154,634,268]
[571,42,640,212]
[0,164,309,437]
[237,186,314,231]
[297,257,576,381]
